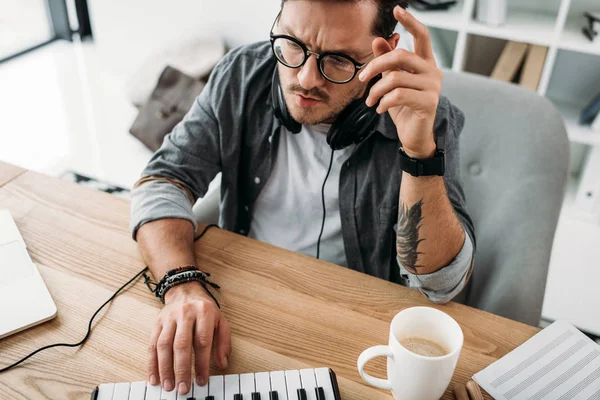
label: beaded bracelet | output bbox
[143,265,221,307]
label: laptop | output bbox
[0,210,57,339]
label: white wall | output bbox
[87,0,280,78]
[200,0,281,49]
[88,0,204,77]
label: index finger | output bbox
[394,6,435,63]
[359,49,430,83]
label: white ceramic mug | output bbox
[476,0,506,26]
[357,307,464,400]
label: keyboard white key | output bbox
[255,371,271,399]
[96,383,114,400]
[225,374,240,399]
[285,370,302,400]
[129,381,147,400]
[145,383,162,400]
[112,382,130,400]
[160,387,177,400]
[240,373,256,397]
[193,379,209,398]
[314,368,335,400]
[299,369,318,400]
[209,375,225,400]
[270,371,288,400]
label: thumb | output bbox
[372,37,393,58]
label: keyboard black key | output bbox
[297,388,307,400]
[234,394,243,400]
[187,398,197,400]
[316,387,326,400]
[251,393,261,400]
[269,391,279,400]
[205,397,215,400]
[329,369,342,400]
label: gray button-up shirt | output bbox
[130,41,476,302]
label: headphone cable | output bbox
[0,224,219,374]
[0,266,148,373]
[316,148,335,260]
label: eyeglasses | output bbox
[269,11,374,84]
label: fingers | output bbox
[147,322,162,386]
[157,321,177,392]
[376,88,436,115]
[365,71,433,107]
[173,315,194,394]
[359,49,430,83]
[214,316,232,370]
[193,304,216,387]
[394,6,435,63]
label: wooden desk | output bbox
[0,161,25,188]
[0,163,540,399]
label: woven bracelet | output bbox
[143,266,221,307]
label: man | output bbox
[130,0,475,395]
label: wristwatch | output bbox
[398,146,445,177]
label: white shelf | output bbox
[559,17,600,56]
[553,100,600,146]
[561,173,596,221]
[411,6,466,31]
[543,210,600,336]
[467,9,557,46]
[563,174,578,210]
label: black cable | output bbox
[316,149,335,259]
[194,223,219,242]
[0,224,221,373]
[0,266,148,373]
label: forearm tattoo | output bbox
[396,199,425,274]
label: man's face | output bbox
[276,1,378,125]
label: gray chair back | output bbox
[441,70,569,326]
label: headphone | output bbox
[270,68,382,150]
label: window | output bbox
[0,0,91,63]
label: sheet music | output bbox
[473,320,600,400]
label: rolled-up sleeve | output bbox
[129,52,235,240]
[397,227,473,304]
[129,179,198,240]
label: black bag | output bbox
[129,66,205,152]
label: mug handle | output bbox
[357,345,395,390]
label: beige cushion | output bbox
[126,36,226,108]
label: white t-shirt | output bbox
[248,124,354,267]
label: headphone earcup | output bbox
[327,99,379,150]
[271,69,302,134]
[327,75,381,150]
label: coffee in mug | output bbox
[398,337,449,357]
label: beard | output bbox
[283,80,367,125]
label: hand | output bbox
[147,281,231,395]
[360,6,442,159]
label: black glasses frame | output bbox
[269,11,373,84]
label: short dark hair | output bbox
[280,0,407,38]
